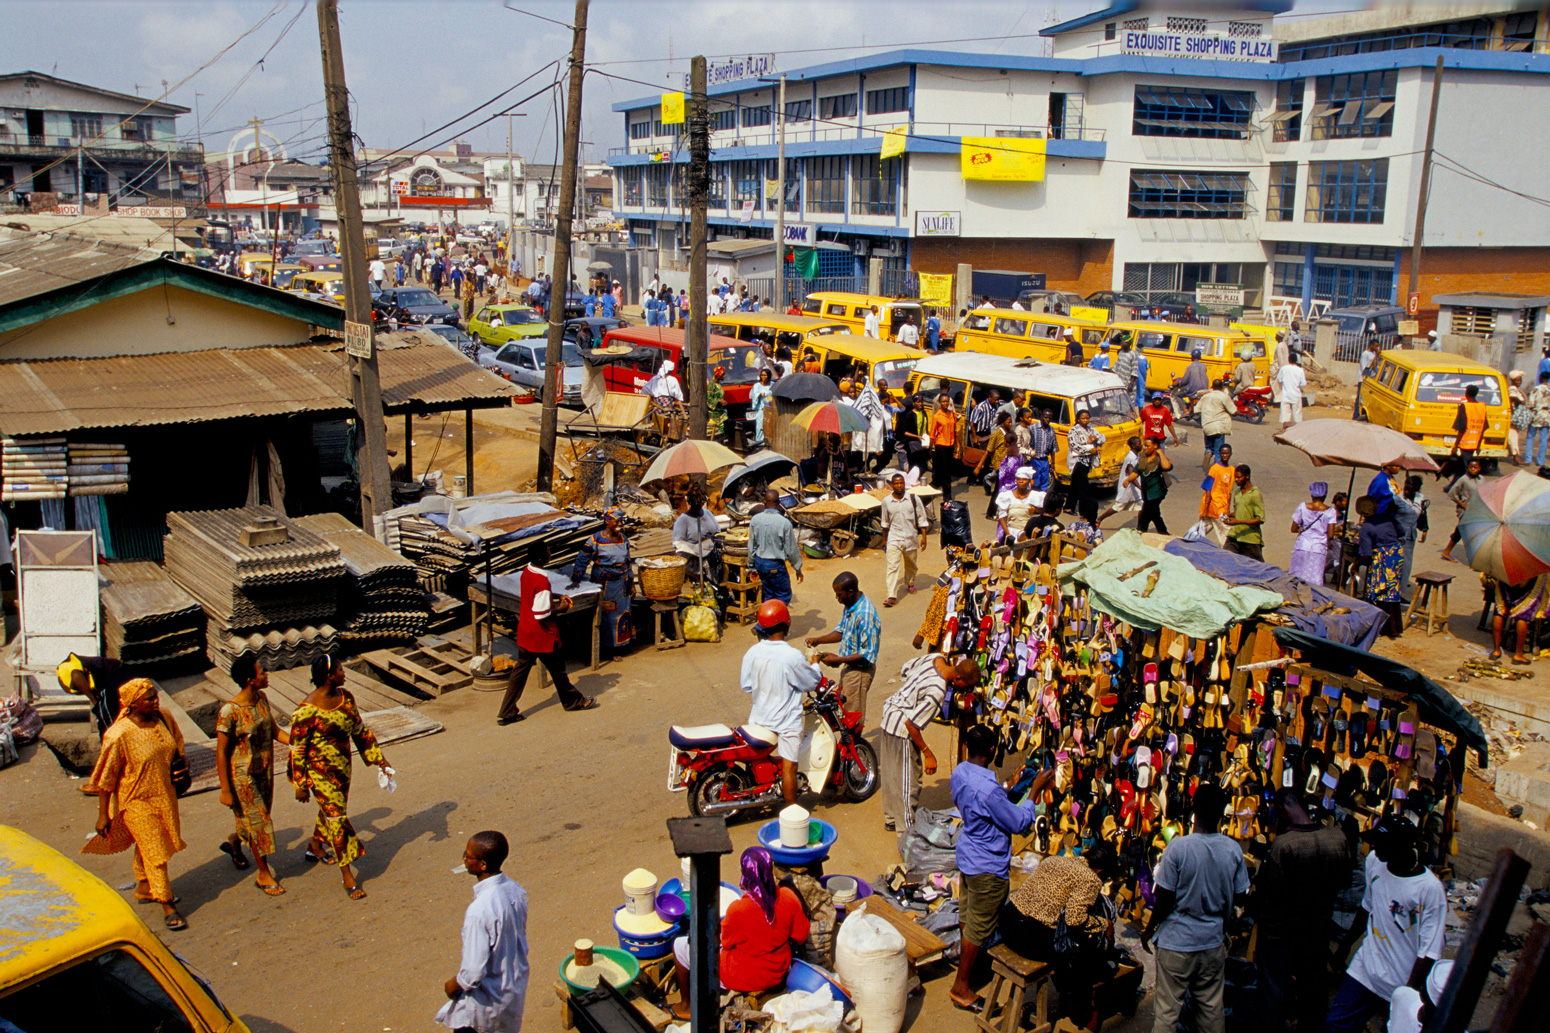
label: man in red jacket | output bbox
[496,541,597,724]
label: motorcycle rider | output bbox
[741,600,820,806]
[1230,348,1258,398]
[1170,348,1210,414]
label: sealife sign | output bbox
[1122,30,1277,62]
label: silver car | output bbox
[477,340,584,406]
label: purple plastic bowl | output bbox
[655,891,687,924]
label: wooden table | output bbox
[859,892,949,967]
[468,574,603,671]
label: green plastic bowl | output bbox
[558,946,641,996]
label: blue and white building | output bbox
[607,2,1550,328]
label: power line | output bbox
[199,0,308,131]
[581,31,1058,68]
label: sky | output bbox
[0,0,1359,166]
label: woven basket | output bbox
[722,528,750,557]
[638,557,688,600]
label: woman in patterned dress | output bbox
[570,507,634,653]
[1356,495,1405,637]
[216,654,289,895]
[84,677,188,930]
[289,654,391,900]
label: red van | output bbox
[595,325,764,415]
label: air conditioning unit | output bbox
[883,238,903,257]
[852,238,870,256]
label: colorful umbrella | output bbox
[1272,419,1440,472]
[1457,470,1550,585]
[639,438,744,486]
[791,401,869,435]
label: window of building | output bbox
[742,104,772,128]
[852,154,900,215]
[1310,71,1396,140]
[819,94,857,120]
[708,108,736,132]
[784,100,812,123]
[629,121,652,140]
[70,113,103,139]
[729,160,761,206]
[1504,11,1538,49]
[1273,260,1304,299]
[806,156,845,214]
[1132,86,1255,140]
[1306,159,1388,224]
[865,87,908,116]
[1121,17,1149,30]
[1105,22,1116,40]
[1266,162,1296,222]
[82,167,109,193]
[1228,21,1263,37]
[1279,16,1491,61]
[653,119,679,138]
[1167,16,1207,32]
[646,164,671,207]
[1272,79,1303,142]
[620,167,642,206]
[1128,169,1250,220]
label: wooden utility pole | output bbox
[686,56,709,440]
[775,75,786,309]
[317,0,392,527]
[536,0,589,492]
[1407,56,1444,302]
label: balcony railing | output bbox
[609,121,1104,157]
[0,131,204,161]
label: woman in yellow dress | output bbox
[289,654,392,899]
[84,677,189,930]
[216,654,289,894]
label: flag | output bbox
[764,179,780,200]
[661,92,685,125]
[918,272,953,307]
[960,137,1045,182]
[789,247,819,278]
[880,124,908,160]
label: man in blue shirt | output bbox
[747,490,804,603]
[948,724,1052,1013]
[600,291,615,318]
[436,831,529,1033]
[1088,341,1112,371]
[925,308,942,352]
[804,571,880,719]
[1135,348,1151,407]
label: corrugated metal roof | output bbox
[0,334,515,436]
[0,228,158,308]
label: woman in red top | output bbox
[671,847,811,1018]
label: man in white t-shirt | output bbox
[1278,355,1307,430]
[369,257,386,289]
[1326,816,1445,1033]
[896,313,919,348]
[863,305,881,339]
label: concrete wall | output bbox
[0,284,315,360]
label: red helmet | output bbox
[756,599,790,629]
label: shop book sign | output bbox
[344,320,374,360]
[914,211,961,237]
[960,137,1045,182]
[1121,29,1277,62]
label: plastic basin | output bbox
[756,818,837,865]
[820,873,875,906]
[558,945,641,995]
[786,958,853,1010]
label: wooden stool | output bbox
[1406,571,1454,637]
[650,599,685,650]
[722,553,760,626]
[976,945,1054,1033]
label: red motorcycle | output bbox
[1173,384,1271,426]
[667,677,879,817]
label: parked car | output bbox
[291,239,334,257]
[477,339,585,406]
[375,286,459,326]
[423,323,481,358]
[564,316,630,350]
[468,303,549,345]
[1084,290,1148,318]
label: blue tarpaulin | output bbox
[1163,538,1388,650]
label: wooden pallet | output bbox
[359,636,472,695]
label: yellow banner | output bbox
[880,124,908,160]
[661,92,685,125]
[1071,305,1110,324]
[918,272,953,307]
[960,136,1045,182]
[764,179,780,200]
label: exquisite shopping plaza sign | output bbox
[1121,30,1277,61]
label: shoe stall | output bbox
[911,527,1489,927]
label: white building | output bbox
[607,2,1550,330]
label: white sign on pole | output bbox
[1122,30,1277,62]
[781,222,817,246]
[914,211,961,237]
[738,200,755,224]
[344,320,374,359]
[1195,284,1246,307]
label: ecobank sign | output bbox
[1122,30,1277,62]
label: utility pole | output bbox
[687,56,709,440]
[775,75,786,309]
[1407,55,1444,304]
[248,116,265,239]
[506,113,515,265]
[317,0,392,527]
[536,0,589,492]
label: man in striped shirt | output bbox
[1027,410,1059,493]
[968,389,1001,446]
[878,654,980,832]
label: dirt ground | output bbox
[2,406,1542,1032]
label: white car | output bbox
[476,340,584,406]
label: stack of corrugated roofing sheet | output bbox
[294,513,428,646]
[67,443,129,496]
[2,438,68,500]
[100,562,205,669]
[164,506,345,669]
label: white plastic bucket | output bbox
[779,804,810,848]
[622,868,658,916]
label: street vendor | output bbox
[1488,572,1550,665]
[804,571,880,719]
[569,507,634,655]
[57,652,137,734]
[672,486,723,586]
[1355,495,1404,636]
[879,654,980,833]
